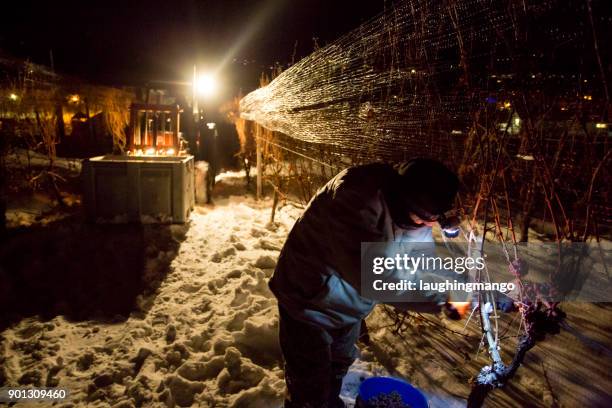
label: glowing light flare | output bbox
[194,74,218,97]
[145,148,156,156]
[595,123,607,129]
[215,0,280,71]
[9,93,18,101]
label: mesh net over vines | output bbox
[240,0,611,238]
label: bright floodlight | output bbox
[194,74,217,97]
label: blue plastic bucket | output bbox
[356,377,429,408]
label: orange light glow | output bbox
[449,302,471,318]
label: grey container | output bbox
[82,155,195,223]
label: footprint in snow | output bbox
[210,247,237,262]
[254,255,277,269]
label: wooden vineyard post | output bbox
[256,125,262,200]
[270,186,278,223]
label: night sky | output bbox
[0,0,388,94]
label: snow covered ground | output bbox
[5,149,82,173]
[1,169,610,407]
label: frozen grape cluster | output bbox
[366,391,411,408]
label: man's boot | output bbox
[328,372,346,408]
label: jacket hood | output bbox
[386,158,459,224]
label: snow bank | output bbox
[0,174,298,407]
[6,149,82,173]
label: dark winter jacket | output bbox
[269,163,449,329]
